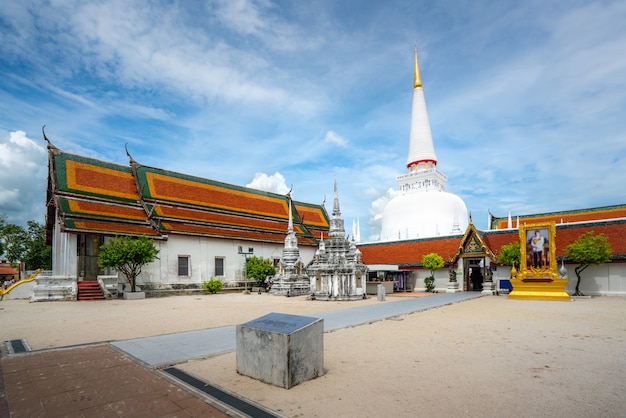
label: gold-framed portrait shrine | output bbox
[508,221,570,300]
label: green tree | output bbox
[422,253,444,292]
[22,221,52,270]
[1,223,28,265]
[98,236,159,292]
[245,256,276,287]
[565,232,612,296]
[498,242,521,269]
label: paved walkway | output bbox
[1,292,481,417]
[112,292,480,367]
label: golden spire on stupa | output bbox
[413,45,422,89]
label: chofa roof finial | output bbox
[125,143,138,165]
[42,125,60,153]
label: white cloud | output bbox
[0,131,47,225]
[324,130,348,147]
[246,172,290,195]
[367,187,398,242]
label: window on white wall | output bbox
[178,256,189,276]
[215,257,224,277]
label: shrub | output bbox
[424,276,436,292]
[203,278,224,294]
[246,256,276,287]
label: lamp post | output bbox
[238,246,254,291]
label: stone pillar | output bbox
[447,263,460,293]
[377,284,386,301]
[481,281,495,295]
[481,263,495,295]
[446,281,460,293]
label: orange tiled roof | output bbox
[63,219,161,236]
[46,148,329,245]
[359,236,462,267]
[59,198,148,221]
[491,205,626,230]
[0,265,19,275]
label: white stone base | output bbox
[123,291,145,300]
[30,276,77,302]
[481,281,496,295]
[446,281,460,293]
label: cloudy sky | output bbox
[1,0,625,241]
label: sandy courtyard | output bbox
[1,293,625,417]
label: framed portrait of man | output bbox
[519,222,557,279]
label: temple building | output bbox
[380,48,468,241]
[307,180,368,300]
[41,136,329,299]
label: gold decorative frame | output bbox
[519,222,557,280]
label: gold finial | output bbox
[413,44,422,89]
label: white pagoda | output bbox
[380,48,468,241]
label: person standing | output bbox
[531,230,545,267]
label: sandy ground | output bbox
[1,293,625,417]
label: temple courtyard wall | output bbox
[406,262,626,296]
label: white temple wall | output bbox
[51,227,318,289]
[52,220,77,277]
[564,262,626,296]
[410,269,450,292]
[130,234,318,288]
[404,262,626,295]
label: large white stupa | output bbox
[380,48,468,241]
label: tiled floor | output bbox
[1,344,229,417]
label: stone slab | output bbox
[236,312,323,389]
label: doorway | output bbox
[465,258,483,291]
[77,234,104,280]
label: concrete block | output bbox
[122,291,145,300]
[377,284,386,301]
[236,312,324,389]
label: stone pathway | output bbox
[1,292,482,417]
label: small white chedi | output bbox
[306,180,368,300]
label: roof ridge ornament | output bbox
[125,143,138,165]
[42,125,61,155]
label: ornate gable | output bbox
[451,221,496,263]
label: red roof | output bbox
[0,265,19,275]
[359,220,626,267]
[359,236,462,267]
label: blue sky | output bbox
[1,0,625,241]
